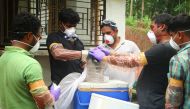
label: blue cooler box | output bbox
[74,80,129,109]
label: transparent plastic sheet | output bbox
[54,68,87,109]
[85,58,105,82]
[104,63,140,88]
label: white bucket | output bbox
[88,93,139,109]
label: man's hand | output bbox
[97,46,111,56]
[89,48,106,62]
[50,83,61,101]
[80,60,87,68]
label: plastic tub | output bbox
[74,80,129,109]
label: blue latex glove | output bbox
[98,46,110,56]
[50,83,61,101]
[89,48,106,62]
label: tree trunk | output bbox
[129,0,133,16]
[141,0,144,19]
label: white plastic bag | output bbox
[54,68,87,109]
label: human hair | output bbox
[152,13,173,27]
[168,13,190,36]
[58,8,80,24]
[100,19,117,30]
[11,12,41,40]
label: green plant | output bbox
[126,16,151,32]
[126,16,137,27]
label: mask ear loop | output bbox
[172,32,179,41]
[180,29,190,32]
[33,35,38,41]
[59,23,66,32]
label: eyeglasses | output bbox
[102,20,117,28]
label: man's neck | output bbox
[12,40,30,51]
[159,35,170,43]
[109,37,120,49]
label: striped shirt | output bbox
[169,43,190,109]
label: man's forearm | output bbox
[51,48,82,61]
[31,87,54,109]
[29,80,54,109]
[50,43,88,61]
[102,52,147,68]
[165,79,183,109]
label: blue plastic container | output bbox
[74,88,129,109]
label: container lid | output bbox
[89,93,139,109]
[78,80,128,89]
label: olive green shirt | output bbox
[0,46,43,109]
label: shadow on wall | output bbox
[35,56,52,86]
[125,26,152,52]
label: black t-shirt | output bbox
[136,43,177,109]
[46,31,84,84]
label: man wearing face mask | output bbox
[165,14,190,109]
[0,12,60,109]
[100,19,140,88]
[89,13,177,109]
[46,8,88,85]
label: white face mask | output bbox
[103,34,114,45]
[64,27,77,38]
[29,40,40,53]
[169,37,180,50]
[147,30,157,44]
[13,35,40,53]
[169,29,190,50]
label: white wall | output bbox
[106,0,126,40]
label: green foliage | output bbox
[141,16,151,30]
[126,0,190,31]
[126,16,137,27]
[126,0,190,19]
[174,1,190,14]
[126,15,151,32]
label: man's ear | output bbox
[179,32,186,40]
[113,29,118,35]
[25,32,33,41]
[177,32,184,40]
[115,29,118,33]
[159,24,167,31]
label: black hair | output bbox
[58,8,80,24]
[152,13,173,26]
[11,12,41,40]
[168,13,190,35]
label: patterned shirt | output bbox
[169,43,190,109]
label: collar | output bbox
[5,46,33,57]
[178,43,190,53]
[114,39,125,51]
